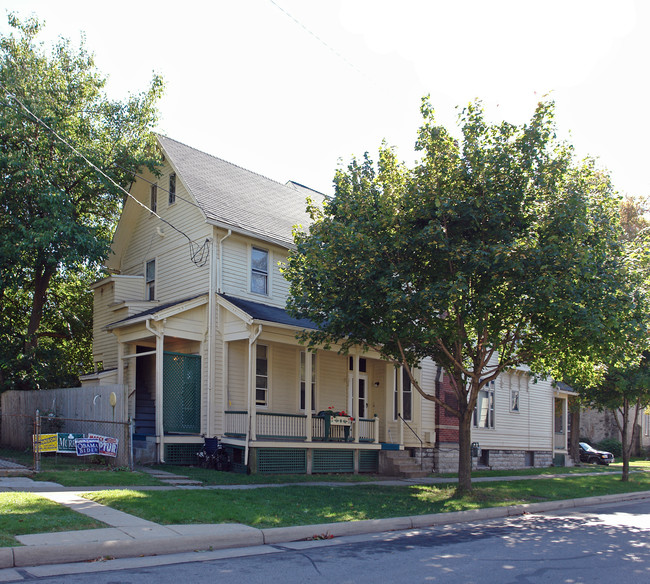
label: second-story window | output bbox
[473,379,495,428]
[150,184,157,213]
[251,247,268,295]
[146,259,155,300]
[168,173,176,205]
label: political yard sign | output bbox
[33,432,119,458]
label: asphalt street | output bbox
[1,498,648,584]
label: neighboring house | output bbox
[83,135,570,473]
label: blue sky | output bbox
[2,0,647,198]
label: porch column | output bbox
[398,366,404,446]
[154,324,165,462]
[353,354,360,442]
[249,339,257,441]
[305,350,313,442]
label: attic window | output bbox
[251,247,268,295]
[150,184,157,213]
[168,173,176,205]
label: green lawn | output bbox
[0,492,106,547]
[153,464,384,484]
[0,447,164,487]
[83,473,650,529]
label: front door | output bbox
[348,374,369,419]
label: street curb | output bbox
[3,490,650,569]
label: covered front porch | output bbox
[217,294,413,473]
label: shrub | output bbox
[596,438,622,458]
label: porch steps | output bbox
[380,450,430,479]
[134,397,156,436]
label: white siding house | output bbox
[84,135,565,473]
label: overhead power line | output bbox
[0,84,210,267]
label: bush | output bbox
[596,438,622,458]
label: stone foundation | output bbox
[422,445,554,473]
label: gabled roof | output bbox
[219,294,317,330]
[157,135,325,247]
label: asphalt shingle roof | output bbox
[158,135,324,247]
[220,294,317,330]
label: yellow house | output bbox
[84,135,571,474]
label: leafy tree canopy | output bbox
[0,14,163,391]
[285,97,641,491]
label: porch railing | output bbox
[224,410,379,443]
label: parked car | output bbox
[579,442,615,465]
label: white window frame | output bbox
[473,379,495,429]
[394,368,412,421]
[145,259,156,300]
[644,412,650,437]
[299,351,316,412]
[168,173,176,205]
[251,246,269,296]
[150,184,157,214]
[510,376,520,413]
[255,344,269,408]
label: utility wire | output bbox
[0,85,210,267]
[267,0,367,78]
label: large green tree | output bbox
[576,195,650,481]
[285,98,638,492]
[0,15,163,391]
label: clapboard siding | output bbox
[471,371,553,451]
[221,235,290,309]
[227,340,248,409]
[420,358,437,443]
[92,276,144,369]
[118,165,211,302]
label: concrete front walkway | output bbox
[1,471,649,571]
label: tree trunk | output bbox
[569,405,581,464]
[457,411,473,494]
[24,262,56,352]
[620,399,630,482]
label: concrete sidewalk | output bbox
[1,473,650,570]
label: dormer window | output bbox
[146,259,156,300]
[168,173,176,205]
[251,247,268,295]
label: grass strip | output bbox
[153,464,384,484]
[83,473,650,529]
[0,493,106,547]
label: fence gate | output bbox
[163,352,201,434]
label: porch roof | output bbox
[219,294,318,330]
[106,294,206,330]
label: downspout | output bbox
[218,229,232,293]
[245,324,263,467]
[206,231,217,436]
[218,229,232,426]
[146,318,165,463]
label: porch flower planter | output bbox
[317,409,354,441]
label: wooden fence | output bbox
[1,384,128,425]
[1,385,130,466]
